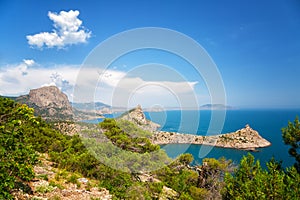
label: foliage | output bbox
[0,97,38,199]
[282,116,300,172]
[223,153,300,199]
[5,96,300,199]
[35,184,56,194]
[199,157,233,199]
[156,155,232,199]
[99,118,159,153]
[178,153,194,166]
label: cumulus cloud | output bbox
[104,74,198,108]
[26,10,91,49]
[74,69,199,107]
[23,59,35,66]
[41,72,73,93]
[0,62,200,107]
[0,61,79,100]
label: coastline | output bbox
[150,124,271,151]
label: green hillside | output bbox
[1,97,300,199]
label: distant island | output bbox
[199,104,234,110]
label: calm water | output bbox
[145,110,300,168]
[86,109,300,168]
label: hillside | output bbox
[2,96,300,199]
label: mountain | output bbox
[5,86,111,121]
[15,86,73,120]
[72,102,111,113]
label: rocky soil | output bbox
[12,154,112,200]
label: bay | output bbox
[85,109,300,168]
[145,109,300,168]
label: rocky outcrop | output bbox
[151,124,271,150]
[16,86,73,120]
[117,106,271,151]
[13,154,112,200]
[119,105,161,131]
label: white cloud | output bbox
[0,63,200,107]
[90,69,199,108]
[42,72,73,93]
[0,61,79,100]
[26,10,91,49]
[23,59,35,66]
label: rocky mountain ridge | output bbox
[16,86,74,120]
[11,86,105,121]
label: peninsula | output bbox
[151,124,271,150]
[122,105,271,151]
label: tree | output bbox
[282,116,300,172]
[178,153,194,166]
[0,97,38,199]
[223,153,300,199]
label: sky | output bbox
[0,0,300,109]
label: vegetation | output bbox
[223,118,300,199]
[223,153,300,199]
[99,118,159,153]
[154,156,232,199]
[0,98,38,199]
[2,96,300,199]
[282,116,300,172]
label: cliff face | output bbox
[119,105,160,131]
[17,86,73,120]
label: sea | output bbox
[85,109,300,169]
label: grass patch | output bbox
[35,184,56,194]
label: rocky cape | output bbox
[151,125,271,150]
[125,105,271,151]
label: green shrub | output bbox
[0,97,38,199]
[35,184,56,194]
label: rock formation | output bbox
[119,105,161,131]
[117,105,271,150]
[16,86,73,120]
[151,124,271,150]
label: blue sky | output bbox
[0,0,300,108]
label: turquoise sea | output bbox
[87,109,300,168]
[146,109,300,168]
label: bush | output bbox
[223,153,300,199]
[0,97,38,199]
